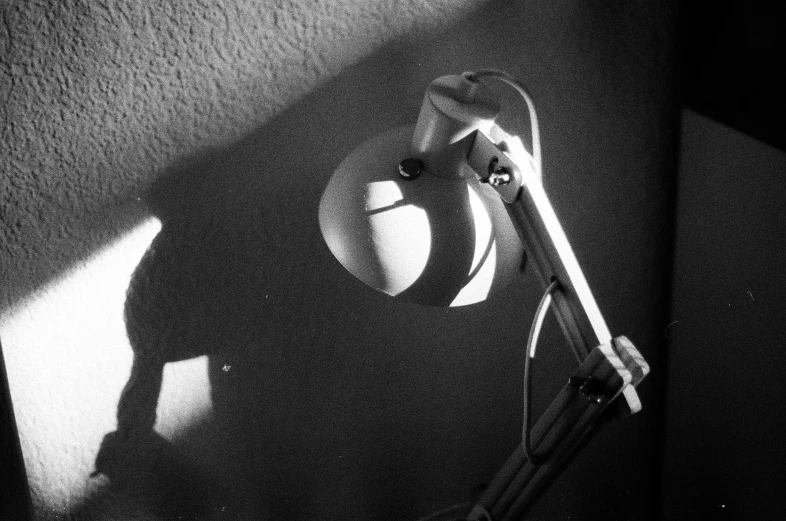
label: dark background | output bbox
[659,0,786,518]
[679,0,785,152]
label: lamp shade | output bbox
[318,125,524,307]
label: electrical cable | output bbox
[521,278,559,465]
[464,69,542,182]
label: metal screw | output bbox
[398,158,423,180]
[488,167,512,186]
[484,156,512,186]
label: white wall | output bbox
[1,1,676,519]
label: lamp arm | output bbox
[464,337,647,521]
[402,71,648,521]
[467,131,611,361]
[461,99,649,521]
[506,174,611,359]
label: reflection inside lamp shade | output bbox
[319,126,524,306]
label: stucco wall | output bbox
[1,1,676,519]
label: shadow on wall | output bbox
[71,39,506,521]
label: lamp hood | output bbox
[318,124,524,307]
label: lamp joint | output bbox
[466,131,522,203]
[483,156,512,186]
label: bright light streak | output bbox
[0,216,210,515]
[156,355,213,441]
[449,185,497,306]
[364,180,431,296]
[364,180,404,211]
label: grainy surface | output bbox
[660,111,786,519]
[0,0,482,309]
[0,0,676,519]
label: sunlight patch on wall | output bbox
[0,216,162,516]
[156,355,214,441]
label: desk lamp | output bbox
[319,70,649,521]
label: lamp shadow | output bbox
[77,41,498,520]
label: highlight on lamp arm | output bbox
[318,69,649,521]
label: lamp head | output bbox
[318,74,525,306]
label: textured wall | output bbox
[1,0,485,309]
[1,0,676,519]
